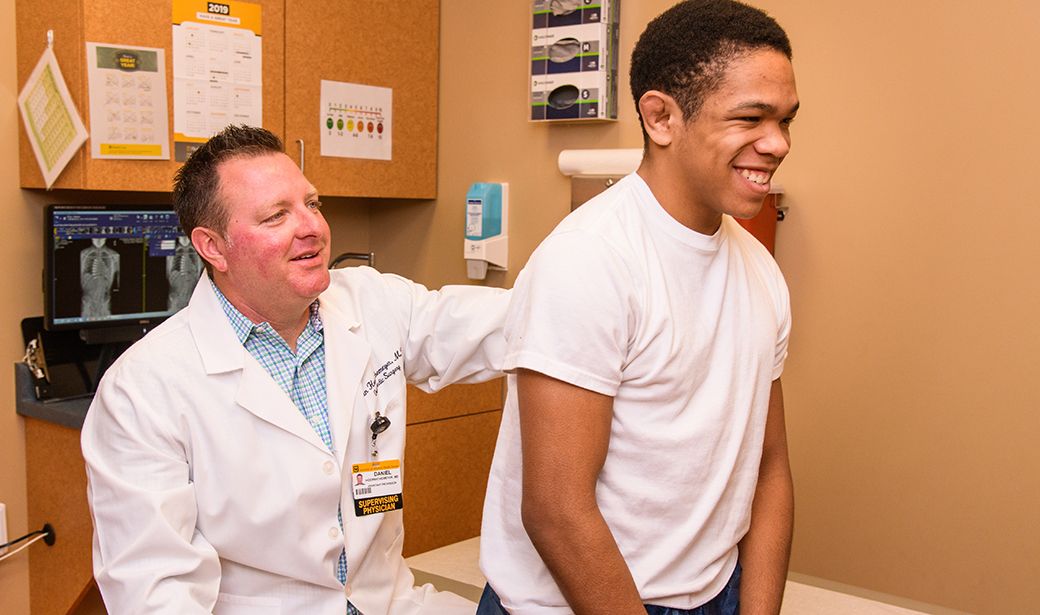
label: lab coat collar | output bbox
[188,275,245,375]
[187,276,331,454]
[318,289,371,468]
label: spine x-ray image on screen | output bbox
[80,237,120,318]
[166,235,202,311]
[45,206,202,331]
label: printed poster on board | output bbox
[17,46,88,187]
[320,80,392,161]
[86,43,171,159]
[172,0,262,161]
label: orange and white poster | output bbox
[172,0,262,161]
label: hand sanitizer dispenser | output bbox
[464,182,508,280]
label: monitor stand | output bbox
[80,325,152,388]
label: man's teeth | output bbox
[293,253,316,260]
[740,169,769,185]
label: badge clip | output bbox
[370,411,390,457]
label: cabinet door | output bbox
[16,0,285,191]
[284,0,439,199]
[402,411,502,557]
[24,419,93,615]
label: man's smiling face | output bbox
[672,48,799,233]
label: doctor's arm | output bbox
[389,274,510,390]
[517,369,646,615]
[737,379,794,614]
[82,373,220,614]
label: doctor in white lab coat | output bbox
[81,125,507,615]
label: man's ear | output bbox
[191,227,229,273]
[638,90,683,148]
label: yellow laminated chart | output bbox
[18,46,88,188]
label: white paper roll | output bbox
[557,148,643,177]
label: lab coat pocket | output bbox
[214,592,282,614]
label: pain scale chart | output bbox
[319,80,392,161]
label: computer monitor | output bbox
[44,205,204,342]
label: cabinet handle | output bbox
[296,139,305,174]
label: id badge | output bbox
[351,459,404,516]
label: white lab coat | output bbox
[82,268,508,614]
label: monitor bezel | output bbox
[43,203,195,333]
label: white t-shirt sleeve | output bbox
[504,229,636,397]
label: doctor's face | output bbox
[213,152,331,318]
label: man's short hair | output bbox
[172,125,284,237]
[630,0,791,134]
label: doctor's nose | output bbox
[294,203,327,237]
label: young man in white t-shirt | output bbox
[479,1,800,613]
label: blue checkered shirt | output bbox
[212,281,360,614]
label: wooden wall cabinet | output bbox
[16,0,438,198]
[402,379,503,557]
[285,0,439,198]
[23,418,95,615]
[15,0,285,192]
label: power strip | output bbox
[0,502,7,556]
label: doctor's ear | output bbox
[191,227,229,273]
[638,90,682,148]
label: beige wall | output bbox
[0,0,36,610]
[3,1,1037,613]
[755,2,1039,612]
[368,1,1040,613]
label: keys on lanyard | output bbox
[370,411,391,457]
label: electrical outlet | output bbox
[0,502,7,556]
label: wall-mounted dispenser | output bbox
[530,0,620,122]
[464,182,508,280]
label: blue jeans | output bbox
[476,563,741,615]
